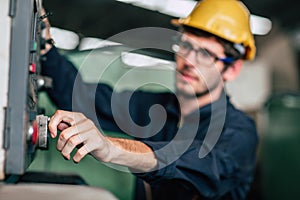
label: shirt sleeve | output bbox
[41,47,119,130]
[41,48,172,134]
[41,47,80,110]
[136,124,258,199]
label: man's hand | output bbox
[48,110,158,172]
[48,110,112,163]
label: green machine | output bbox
[260,93,300,200]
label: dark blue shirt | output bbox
[42,47,258,200]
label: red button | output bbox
[29,63,36,73]
[31,121,38,145]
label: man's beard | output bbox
[176,77,221,99]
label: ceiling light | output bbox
[49,27,79,50]
[79,37,121,51]
[121,52,174,69]
[250,15,272,35]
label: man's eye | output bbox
[180,41,192,50]
[198,48,212,58]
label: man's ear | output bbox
[222,59,243,81]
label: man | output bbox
[42,0,258,199]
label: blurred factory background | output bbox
[43,0,300,93]
[1,0,300,200]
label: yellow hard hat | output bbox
[173,0,256,60]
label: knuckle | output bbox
[68,137,77,147]
[79,113,85,118]
[90,128,96,135]
[86,119,94,127]
[67,126,75,133]
[100,152,111,163]
[76,112,85,119]
[76,147,88,159]
[59,133,67,141]
[56,110,63,116]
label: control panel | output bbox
[0,0,50,179]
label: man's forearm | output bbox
[106,137,158,172]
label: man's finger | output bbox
[73,145,90,163]
[48,110,80,138]
[57,122,70,131]
[56,119,89,150]
[61,134,85,160]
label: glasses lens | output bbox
[196,48,215,66]
[176,41,191,56]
